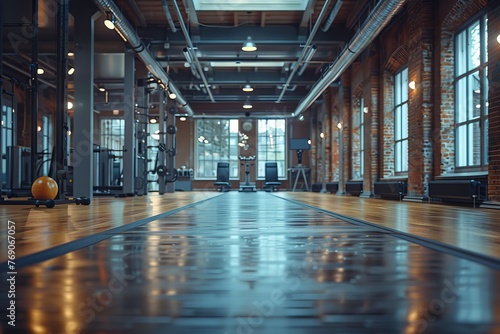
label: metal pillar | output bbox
[158,91,167,194]
[73,1,98,199]
[135,84,148,196]
[30,0,39,183]
[122,49,135,195]
[166,99,176,193]
[54,0,69,199]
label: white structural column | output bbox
[73,0,98,199]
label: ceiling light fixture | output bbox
[242,83,253,92]
[104,12,115,30]
[242,36,257,52]
[243,98,253,109]
[168,89,177,100]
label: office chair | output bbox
[264,162,281,192]
[214,162,231,192]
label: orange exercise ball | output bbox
[31,176,59,200]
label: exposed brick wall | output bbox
[406,0,435,198]
[488,3,500,201]
[351,97,362,179]
[329,90,340,181]
[382,70,396,178]
[341,71,352,190]
[438,30,455,174]
[365,50,380,194]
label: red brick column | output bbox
[340,71,351,193]
[405,0,435,200]
[488,3,500,201]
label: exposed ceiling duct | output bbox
[93,0,194,116]
[171,0,215,103]
[161,0,177,33]
[293,0,408,117]
[321,0,343,32]
[276,0,332,103]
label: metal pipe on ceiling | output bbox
[93,0,193,116]
[126,0,147,27]
[297,44,317,76]
[161,0,177,33]
[276,0,332,103]
[171,0,215,103]
[321,0,343,32]
[293,0,408,118]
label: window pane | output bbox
[456,125,467,167]
[484,67,489,115]
[401,139,408,172]
[484,17,488,62]
[402,103,408,139]
[456,77,467,123]
[470,122,481,166]
[470,72,481,119]
[456,30,467,76]
[468,21,481,70]
[395,75,401,105]
[484,118,489,165]
[395,141,401,172]
[401,68,408,102]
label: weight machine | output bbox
[239,155,256,192]
[0,0,90,207]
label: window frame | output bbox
[194,118,240,180]
[454,13,488,171]
[256,119,287,180]
[394,67,409,174]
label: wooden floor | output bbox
[0,191,499,333]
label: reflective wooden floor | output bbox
[1,191,499,333]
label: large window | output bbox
[100,118,125,151]
[257,119,286,179]
[394,68,409,173]
[195,119,239,179]
[455,15,488,169]
[2,105,15,186]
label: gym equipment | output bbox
[6,146,32,196]
[31,176,58,200]
[175,167,193,191]
[92,147,126,196]
[239,156,256,192]
[156,164,178,182]
[214,162,231,192]
[264,162,281,192]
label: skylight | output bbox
[192,0,308,11]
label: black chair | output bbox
[214,162,231,192]
[264,162,281,192]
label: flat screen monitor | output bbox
[289,138,310,150]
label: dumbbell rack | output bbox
[239,156,256,192]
